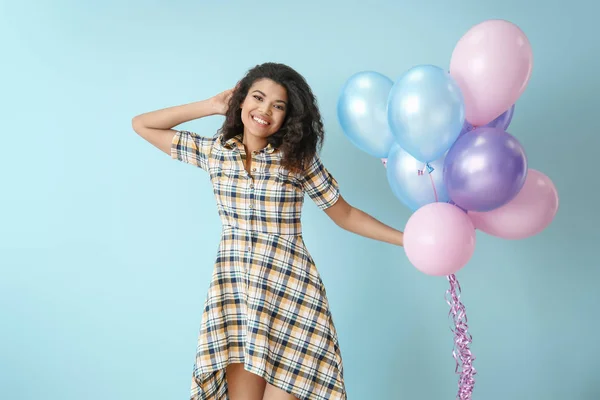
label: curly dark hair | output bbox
[219,62,325,172]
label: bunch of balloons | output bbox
[338,20,559,399]
[337,19,559,277]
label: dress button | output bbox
[252,168,257,172]
[249,204,253,209]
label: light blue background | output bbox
[1,1,597,399]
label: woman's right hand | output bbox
[133,86,238,155]
[210,87,236,115]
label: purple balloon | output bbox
[486,104,515,130]
[444,127,528,212]
[448,200,468,213]
[458,120,474,138]
[459,104,515,138]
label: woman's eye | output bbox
[253,95,262,101]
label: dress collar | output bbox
[222,134,275,154]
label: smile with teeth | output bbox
[252,114,270,126]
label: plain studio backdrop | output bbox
[1,0,597,399]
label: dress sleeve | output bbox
[301,155,341,210]
[170,130,214,171]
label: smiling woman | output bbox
[132,62,404,400]
[238,80,288,173]
[219,63,326,174]
[242,83,288,135]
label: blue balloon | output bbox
[386,143,450,211]
[337,71,396,158]
[387,65,465,162]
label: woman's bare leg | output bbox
[225,363,267,400]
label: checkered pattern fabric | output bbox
[171,131,347,400]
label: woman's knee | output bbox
[226,363,267,400]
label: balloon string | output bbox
[429,173,438,202]
[421,163,439,202]
[445,274,476,399]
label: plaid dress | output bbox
[171,131,347,400]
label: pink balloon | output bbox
[468,169,559,239]
[450,19,533,126]
[404,203,476,276]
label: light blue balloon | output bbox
[337,71,396,158]
[387,65,465,162]
[386,143,450,211]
